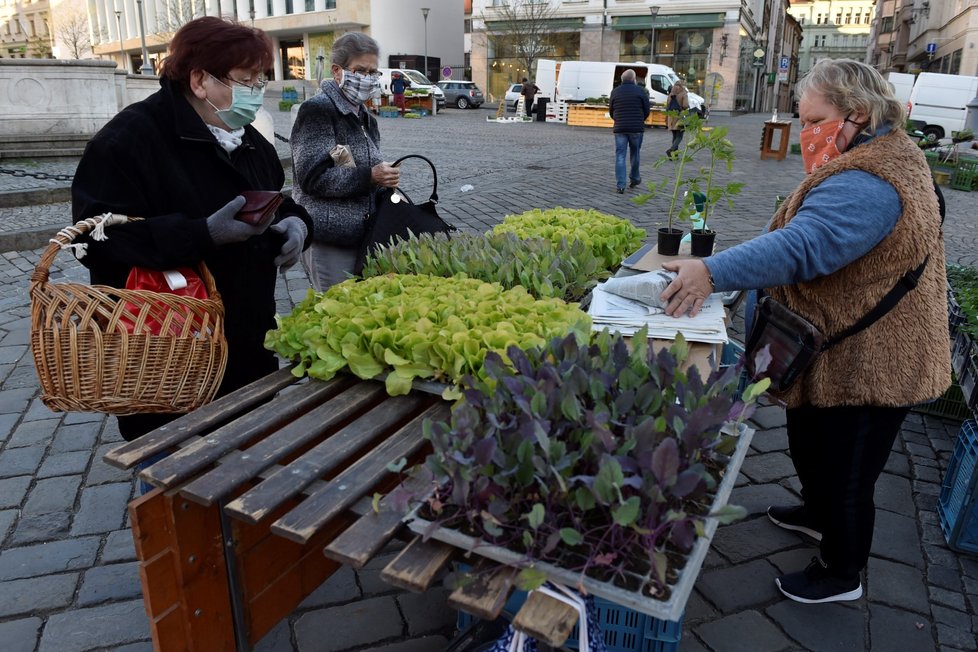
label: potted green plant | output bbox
[391,330,767,599]
[633,112,705,255]
[684,124,745,257]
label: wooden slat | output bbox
[270,403,447,543]
[512,590,579,648]
[380,536,455,593]
[323,507,405,569]
[151,604,192,652]
[104,366,299,469]
[224,394,426,524]
[141,377,352,489]
[140,549,182,620]
[447,562,518,622]
[128,486,170,561]
[179,382,388,506]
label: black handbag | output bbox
[746,257,929,392]
[354,154,456,276]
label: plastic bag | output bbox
[600,270,677,309]
[121,267,209,336]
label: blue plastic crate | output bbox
[456,579,682,652]
[938,420,978,553]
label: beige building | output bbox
[1,0,53,58]
[467,0,802,114]
[787,0,875,76]
[868,0,978,76]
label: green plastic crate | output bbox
[914,380,971,422]
[951,159,978,191]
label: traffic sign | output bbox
[779,56,790,71]
[442,66,453,79]
[926,42,937,53]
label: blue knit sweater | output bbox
[609,81,650,133]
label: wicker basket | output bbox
[30,214,228,415]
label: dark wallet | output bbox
[236,190,284,227]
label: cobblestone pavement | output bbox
[1,103,977,651]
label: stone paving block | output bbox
[22,475,82,515]
[911,454,940,469]
[903,432,930,447]
[38,599,150,652]
[696,559,781,614]
[78,561,142,606]
[49,420,101,453]
[925,544,961,568]
[37,450,91,479]
[916,464,943,484]
[0,344,26,364]
[294,596,403,651]
[62,411,104,425]
[0,508,15,544]
[0,572,78,617]
[86,443,135,485]
[928,564,964,592]
[298,564,360,608]
[906,442,936,460]
[749,426,788,454]
[738,451,797,484]
[0,616,42,652]
[0,412,20,442]
[101,528,137,563]
[101,418,123,443]
[683,589,717,624]
[766,600,865,650]
[936,623,977,650]
[0,387,35,415]
[0,445,44,478]
[695,610,793,652]
[399,586,455,637]
[70,482,132,535]
[10,511,71,545]
[884,451,910,477]
[869,603,934,651]
[875,473,914,515]
[709,516,806,564]
[113,643,153,652]
[871,510,923,568]
[914,479,942,497]
[930,585,968,611]
[728,484,799,519]
[767,548,819,576]
[253,618,293,651]
[673,634,710,652]
[0,475,30,509]
[2,363,39,391]
[867,557,930,614]
[931,604,973,631]
[22,397,56,422]
[748,405,786,431]
[0,535,100,580]
[358,551,402,596]
[363,636,451,652]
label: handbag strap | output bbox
[823,255,928,351]
[392,154,439,204]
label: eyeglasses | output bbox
[346,68,382,81]
[210,72,267,95]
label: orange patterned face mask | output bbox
[800,119,847,174]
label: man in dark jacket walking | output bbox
[608,69,650,193]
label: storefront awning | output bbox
[612,13,726,31]
[485,17,585,32]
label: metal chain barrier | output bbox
[275,132,290,143]
[0,167,74,182]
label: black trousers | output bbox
[786,403,910,579]
[667,129,684,153]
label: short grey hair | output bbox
[331,32,380,68]
[621,69,636,82]
[795,58,905,132]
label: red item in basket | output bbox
[122,267,209,336]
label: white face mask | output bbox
[338,69,381,104]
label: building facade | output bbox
[80,0,463,81]
[1,0,53,58]
[868,0,978,77]
[787,0,875,77]
[467,0,801,114]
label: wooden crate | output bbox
[647,108,668,128]
[567,104,613,128]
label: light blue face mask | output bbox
[206,74,265,129]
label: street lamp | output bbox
[649,6,660,63]
[114,10,125,72]
[421,7,430,80]
[136,0,153,75]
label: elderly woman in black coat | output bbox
[71,17,313,443]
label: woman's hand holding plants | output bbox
[660,259,713,317]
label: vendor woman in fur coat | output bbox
[658,58,950,604]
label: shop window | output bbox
[835,12,842,24]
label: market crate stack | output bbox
[951,158,978,192]
[938,420,978,553]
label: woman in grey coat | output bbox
[291,32,400,290]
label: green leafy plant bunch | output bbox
[362,231,609,302]
[633,113,743,232]
[264,274,592,397]
[408,329,768,596]
[491,207,645,271]
[948,264,978,338]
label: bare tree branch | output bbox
[482,0,560,77]
[153,0,207,44]
[55,9,92,59]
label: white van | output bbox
[536,59,706,115]
[907,72,978,141]
[886,72,915,106]
[378,68,446,108]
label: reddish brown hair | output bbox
[161,17,273,92]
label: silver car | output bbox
[436,81,485,109]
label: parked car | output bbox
[504,83,524,112]
[437,80,485,109]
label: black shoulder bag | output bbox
[746,257,929,392]
[354,154,457,276]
